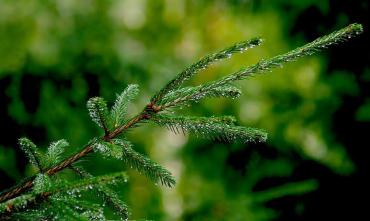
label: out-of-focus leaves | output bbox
[356,100,370,121]
[0,146,21,180]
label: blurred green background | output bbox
[0,0,369,220]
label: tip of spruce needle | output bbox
[348,23,363,36]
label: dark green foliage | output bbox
[114,139,176,187]
[111,84,140,128]
[47,171,128,194]
[87,97,111,133]
[158,84,242,108]
[0,171,128,220]
[155,24,363,111]
[18,138,43,171]
[97,185,130,219]
[208,24,363,86]
[70,165,130,219]
[151,37,263,103]
[43,140,69,168]
[92,140,124,160]
[151,114,267,143]
[18,138,69,172]
[33,174,52,194]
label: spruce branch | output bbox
[27,196,105,221]
[0,172,128,216]
[215,23,362,83]
[87,97,111,135]
[91,138,176,187]
[151,37,263,103]
[114,139,176,187]
[69,165,130,219]
[32,174,52,194]
[151,114,267,143]
[43,139,69,168]
[111,84,140,128]
[158,23,364,109]
[205,84,242,99]
[158,84,241,108]
[0,23,363,219]
[0,144,94,204]
[51,171,128,194]
[181,23,364,103]
[18,138,43,171]
[97,185,129,218]
[92,140,123,160]
[0,112,145,204]
[47,200,92,221]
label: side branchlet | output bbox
[18,138,43,171]
[87,97,111,135]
